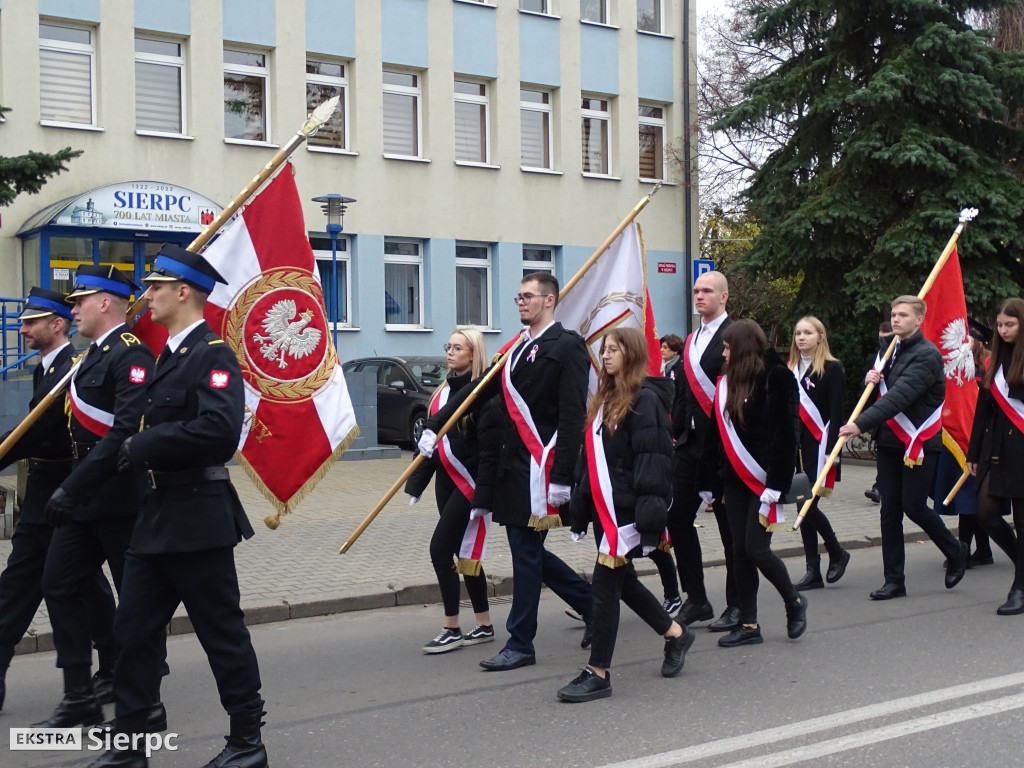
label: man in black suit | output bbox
[0,289,117,712]
[420,272,593,671]
[669,270,739,631]
[88,246,266,768]
[34,268,154,729]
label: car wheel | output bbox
[410,411,427,444]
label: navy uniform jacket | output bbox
[0,344,75,523]
[426,323,590,527]
[126,321,254,553]
[62,325,153,519]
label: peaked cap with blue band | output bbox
[142,244,227,294]
[19,287,74,321]
[66,265,139,301]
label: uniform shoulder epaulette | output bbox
[206,338,226,345]
[120,332,141,347]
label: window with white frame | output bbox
[454,79,489,164]
[581,96,611,175]
[135,36,185,135]
[523,246,555,277]
[39,22,95,126]
[580,0,608,23]
[455,243,492,327]
[520,88,553,170]
[223,48,270,142]
[637,0,663,33]
[520,0,550,12]
[312,236,351,327]
[383,70,421,158]
[639,103,666,180]
[306,59,348,150]
[384,239,423,327]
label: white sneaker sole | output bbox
[422,639,464,654]
[462,634,495,646]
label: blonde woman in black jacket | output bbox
[558,327,694,702]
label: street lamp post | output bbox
[312,194,356,350]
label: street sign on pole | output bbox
[693,259,715,282]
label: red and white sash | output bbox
[430,385,476,502]
[715,376,787,530]
[791,365,837,497]
[684,330,716,417]
[992,365,1024,433]
[586,407,641,567]
[68,368,114,438]
[873,354,943,466]
[502,336,561,529]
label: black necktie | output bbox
[33,362,43,388]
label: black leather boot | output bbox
[31,665,103,728]
[98,702,168,734]
[793,558,824,591]
[93,646,117,704]
[997,586,1024,616]
[826,549,851,583]
[202,705,269,768]
[86,714,149,768]
[0,644,14,712]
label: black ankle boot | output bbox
[0,644,14,712]
[997,586,1024,616]
[31,665,103,728]
[201,705,269,768]
[794,558,824,591]
[826,549,851,583]
[85,714,149,768]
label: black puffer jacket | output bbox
[700,348,798,496]
[854,330,944,453]
[569,377,674,549]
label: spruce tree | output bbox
[714,0,1024,371]
[0,105,82,207]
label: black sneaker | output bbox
[463,625,495,646]
[422,628,463,654]
[662,596,683,618]
[556,668,612,702]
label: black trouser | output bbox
[975,474,1024,587]
[42,517,134,668]
[667,446,736,607]
[113,547,262,719]
[798,497,842,562]
[430,479,489,618]
[0,521,116,658]
[876,449,959,585]
[588,556,673,669]
[724,481,798,626]
[647,548,680,601]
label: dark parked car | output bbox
[341,356,448,444]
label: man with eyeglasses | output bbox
[419,272,593,671]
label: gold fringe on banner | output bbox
[455,558,482,577]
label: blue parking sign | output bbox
[693,259,715,282]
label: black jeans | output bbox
[588,556,673,669]
[798,496,842,562]
[429,479,489,619]
[724,481,799,625]
[876,449,959,585]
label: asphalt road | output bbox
[4,542,1023,768]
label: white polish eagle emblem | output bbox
[251,299,323,370]
[940,318,975,385]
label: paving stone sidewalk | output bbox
[2,453,948,655]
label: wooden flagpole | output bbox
[0,98,341,467]
[794,207,979,529]
[339,183,664,554]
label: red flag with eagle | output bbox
[920,245,976,469]
[553,222,661,394]
[199,168,358,527]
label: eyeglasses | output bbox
[513,293,552,305]
[443,343,465,354]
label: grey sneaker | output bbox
[423,628,463,654]
[463,624,495,646]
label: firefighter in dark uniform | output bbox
[0,289,117,712]
[34,269,154,729]
[87,245,267,768]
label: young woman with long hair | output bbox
[700,319,808,647]
[557,327,693,702]
[406,328,494,652]
[787,317,850,589]
[967,298,1024,615]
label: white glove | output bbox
[547,483,572,507]
[641,545,655,556]
[759,488,782,505]
[698,491,715,506]
[469,507,489,521]
[408,495,420,506]
[417,429,437,458]
[571,531,587,543]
